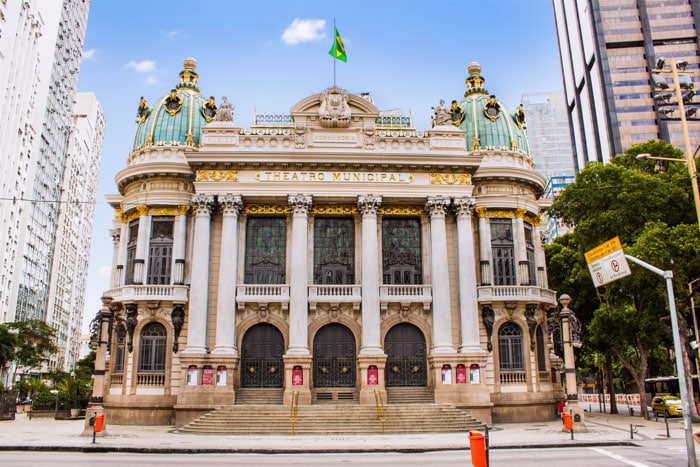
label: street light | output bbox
[647,57,700,232]
[636,147,700,231]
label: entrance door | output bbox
[240,323,284,387]
[313,324,356,387]
[385,323,427,386]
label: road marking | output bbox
[589,447,650,466]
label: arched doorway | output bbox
[240,323,284,387]
[385,323,427,386]
[313,323,356,387]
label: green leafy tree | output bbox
[0,324,17,385]
[546,140,700,418]
[6,320,58,381]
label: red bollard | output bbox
[468,430,487,467]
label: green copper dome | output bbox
[132,57,217,152]
[453,62,529,153]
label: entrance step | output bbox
[235,388,284,405]
[179,403,485,435]
[386,387,434,404]
[313,389,358,403]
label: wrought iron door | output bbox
[241,323,284,387]
[313,324,356,387]
[385,323,427,386]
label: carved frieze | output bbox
[430,173,472,185]
[195,170,239,182]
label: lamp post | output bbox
[646,56,700,231]
[690,279,700,399]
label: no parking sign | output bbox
[584,237,631,287]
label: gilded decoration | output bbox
[178,205,191,216]
[483,95,502,122]
[430,173,472,185]
[201,96,218,123]
[312,205,357,215]
[164,89,183,116]
[514,208,527,219]
[195,170,239,182]
[474,208,538,222]
[148,207,180,216]
[471,136,481,150]
[378,206,423,216]
[243,205,290,215]
[136,96,150,123]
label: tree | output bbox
[5,320,58,381]
[547,140,700,419]
[0,324,17,385]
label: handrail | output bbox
[374,390,387,433]
[290,390,299,435]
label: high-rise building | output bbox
[521,92,575,181]
[46,93,104,370]
[0,0,98,372]
[552,0,700,170]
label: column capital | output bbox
[452,196,477,217]
[191,193,215,216]
[358,195,382,216]
[288,194,312,215]
[425,196,450,218]
[218,193,243,215]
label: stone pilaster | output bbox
[287,194,312,355]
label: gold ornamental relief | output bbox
[514,208,527,219]
[312,205,357,215]
[195,170,239,182]
[244,205,290,215]
[148,207,181,216]
[379,206,423,216]
[525,213,541,225]
[486,209,515,219]
[430,173,472,185]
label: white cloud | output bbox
[161,29,183,39]
[281,18,326,45]
[83,48,97,60]
[125,59,157,73]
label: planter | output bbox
[70,408,81,418]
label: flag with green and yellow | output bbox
[328,27,347,63]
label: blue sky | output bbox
[77,0,562,332]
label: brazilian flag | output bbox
[328,27,347,63]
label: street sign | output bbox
[585,237,631,287]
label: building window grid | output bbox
[124,220,138,285]
[146,217,173,285]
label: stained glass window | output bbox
[313,217,354,284]
[382,218,422,285]
[244,217,287,284]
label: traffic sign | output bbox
[585,237,631,287]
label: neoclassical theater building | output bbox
[89,58,562,428]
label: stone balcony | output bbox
[236,284,291,311]
[476,285,557,306]
[308,285,362,311]
[106,284,189,304]
[379,285,433,311]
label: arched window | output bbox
[139,323,167,372]
[498,323,524,371]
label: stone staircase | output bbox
[385,387,434,404]
[235,388,284,405]
[179,403,485,435]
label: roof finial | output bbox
[178,57,199,90]
[464,61,487,97]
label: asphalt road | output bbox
[0,445,693,467]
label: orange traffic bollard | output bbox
[468,430,487,467]
[562,412,572,431]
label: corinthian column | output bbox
[213,194,243,355]
[109,228,121,288]
[426,196,454,354]
[182,193,215,355]
[287,194,312,355]
[358,195,383,354]
[453,197,483,353]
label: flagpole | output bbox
[333,19,337,87]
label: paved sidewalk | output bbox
[0,408,694,453]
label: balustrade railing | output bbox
[499,371,527,385]
[110,374,123,386]
[107,284,189,303]
[477,285,557,304]
[136,372,165,386]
